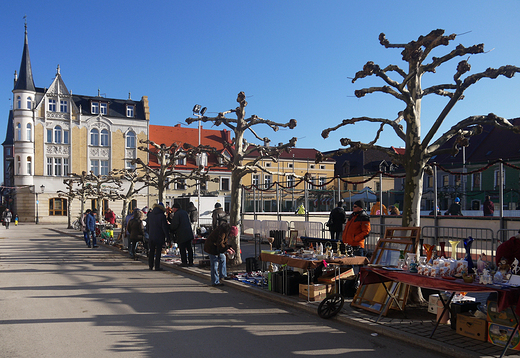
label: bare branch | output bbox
[321,113,406,142]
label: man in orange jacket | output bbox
[343,200,371,256]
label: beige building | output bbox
[4,28,149,223]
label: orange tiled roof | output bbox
[148,124,231,170]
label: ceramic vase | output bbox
[423,244,434,263]
[439,241,447,258]
[449,240,460,260]
[464,236,475,272]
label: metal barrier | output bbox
[496,229,519,244]
[242,219,262,236]
[422,226,496,263]
[261,220,289,239]
[291,221,324,238]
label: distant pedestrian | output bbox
[327,200,346,240]
[2,208,12,229]
[14,214,18,226]
[388,205,400,216]
[146,203,169,271]
[483,195,494,217]
[85,209,99,248]
[104,208,116,225]
[370,197,388,216]
[82,209,91,245]
[187,201,198,233]
[127,209,144,260]
[212,202,227,230]
[447,197,463,216]
[170,203,194,267]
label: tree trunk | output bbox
[228,172,243,265]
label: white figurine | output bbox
[512,258,519,275]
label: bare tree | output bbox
[186,92,297,265]
[319,29,520,228]
[131,140,220,204]
[110,168,149,221]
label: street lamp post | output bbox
[33,184,45,224]
[192,104,207,230]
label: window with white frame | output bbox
[90,160,99,175]
[252,174,259,186]
[63,158,69,175]
[17,96,21,109]
[27,96,32,109]
[265,162,271,168]
[101,160,109,175]
[16,156,20,175]
[91,102,99,114]
[47,129,52,143]
[60,100,68,113]
[47,158,53,175]
[320,165,325,170]
[54,126,62,144]
[287,175,295,187]
[100,103,107,115]
[264,175,271,187]
[16,123,21,141]
[26,123,31,142]
[175,179,186,190]
[48,99,56,112]
[126,105,134,117]
[90,129,99,146]
[125,131,136,169]
[176,151,186,165]
[221,177,230,191]
[54,158,62,176]
[27,156,32,175]
[319,177,326,187]
[310,164,315,169]
[126,161,136,170]
[100,129,109,146]
[63,130,69,144]
[126,131,136,148]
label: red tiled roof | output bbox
[148,124,231,170]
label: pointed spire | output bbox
[14,20,36,91]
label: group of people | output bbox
[1,208,17,229]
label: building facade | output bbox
[3,27,149,223]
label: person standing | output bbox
[447,197,463,216]
[85,209,99,248]
[187,201,198,233]
[483,195,495,217]
[370,197,388,216]
[342,200,371,256]
[170,203,195,267]
[146,203,169,271]
[204,223,236,286]
[211,202,226,230]
[104,208,116,226]
[328,200,346,241]
[81,209,91,246]
[127,209,144,260]
[2,208,12,229]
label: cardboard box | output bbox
[488,322,520,350]
[299,283,328,301]
[456,313,487,341]
[487,301,517,327]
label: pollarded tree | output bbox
[318,29,520,228]
[110,168,149,221]
[186,92,297,265]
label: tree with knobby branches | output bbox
[109,168,149,221]
[131,140,220,205]
[318,29,520,229]
[186,91,297,265]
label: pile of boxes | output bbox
[487,301,520,350]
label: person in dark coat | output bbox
[204,223,236,286]
[212,202,226,230]
[127,209,144,260]
[146,203,169,271]
[187,201,198,233]
[483,195,495,217]
[447,197,463,216]
[2,208,12,229]
[328,200,346,241]
[85,209,98,248]
[170,202,194,267]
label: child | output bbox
[14,214,19,226]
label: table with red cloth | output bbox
[360,266,520,357]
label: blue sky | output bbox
[2,0,520,166]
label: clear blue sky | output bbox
[2,0,519,166]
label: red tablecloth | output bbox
[260,253,368,270]
[360,267,520,316]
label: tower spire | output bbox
[14,18,35,91]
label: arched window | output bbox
[17,96,21,109]
[16,123,21,141]
[26,123,32,141]
[126,131,136,148]
[54,126,62,144]
[16,156,21,175]
[100,129,109,146]
[27,96,32,109]
[27,156,32,175]
[90,128,99,146]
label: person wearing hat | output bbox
[146,203,169,271]
[327,200,346,241]
[342,199,371,256]
[447,197,463,216]
[212,202,227,230]
[170,202,194,267]
[85,209,99,248]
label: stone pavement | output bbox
[51,225,520,358]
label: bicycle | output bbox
[72,218,82,231]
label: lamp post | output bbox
[34,184,45,224]
[192,104,207,229]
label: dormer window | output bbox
[91,101,108,115]
[100,103,107,115]
[126,105,134,117]
[91,102,99,114]
[176,151,186,165]
[219,151,231,165]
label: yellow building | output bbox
[242,148,336,212]
[5,27,149,223]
